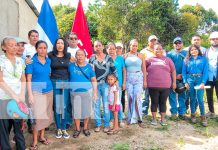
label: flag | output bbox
[37,0,59,52]
[72,0,93,58]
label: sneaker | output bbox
[160,120,167,126]
[62,130,70,139]
[191,114,197,124]
[179,115,186,120]
[119,121,125,128]
[56,129,62,139]
[94,126,101,132]
[103,127,110,133]
[151,119,157,126]
[206,112,216,118]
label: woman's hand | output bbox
[143,81,147,89]
[93,92,98,102]
[28,94,34,105]
[70,57,76,62]
[25,58,32,65]
[12,94,21,102]
[122,83,126,91]
[112,105,115,112]
[199,83,205,89]
[184,83,189,90]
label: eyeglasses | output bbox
[69,37,78,40]
[175,42,182,45]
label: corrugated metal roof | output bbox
[25,0,39,16]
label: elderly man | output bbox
[205,31,218,118]
[167,37,187,120]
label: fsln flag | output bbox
[37,0,58,52]
[72,0,93,58]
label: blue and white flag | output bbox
[37,0,58,52]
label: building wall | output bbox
[0,0,37,54]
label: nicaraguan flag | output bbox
[37,0,58,52]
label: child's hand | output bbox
[112,105,115,111]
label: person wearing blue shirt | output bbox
[167,37,187,120]
[69,49,97,138]
[26,40,53,149]
[182,44,208,127]
[107,42,126,127]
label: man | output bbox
[184,35,207,112]
[23,30,39,58]
[140,35,158,116]
[205,31,218,118]
[67,32,80,61]
[15,37,26,58]
[167,37,187,119]
[115,42,124,56]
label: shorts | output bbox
[109,104,121,112]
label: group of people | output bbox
[0,29,218,150]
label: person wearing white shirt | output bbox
[184,35,207,54]
[23,30,39,59]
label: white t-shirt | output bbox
[0,55,25,100]
[108,85,120,105]
[23,43,37,59]
[67,47,80,58]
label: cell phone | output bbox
[26,55,31,58]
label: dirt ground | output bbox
[11,101,218,150]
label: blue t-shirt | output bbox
[69,63,96,92]
[25,54,53,93]
[114,56,125,87]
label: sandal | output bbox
[73,130,81,138]
[83,129,91,137]
[107,129,119,135]
[29,144,38,150]
[39,138,50,145]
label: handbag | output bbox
[175,81,186,94]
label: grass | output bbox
[111,143,130,150]
[177,137,186,147]
[144,147,164,150]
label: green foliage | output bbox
[111,143,130,150]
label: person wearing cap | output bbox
[140,35,158,116]
[15,37,27,58]
[204,31,218,118]
[167,37,187,120]
[115,42,124,56]
[0,37,26,150]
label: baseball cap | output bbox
[15,37,27,44]
[209,31,218,39]
[173,37,183,43]
[148,35,158,42]
[115,42,123,48]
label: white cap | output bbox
[209,31,218,39]
[115,42,123,48]
[148,35,158,42]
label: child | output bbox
[107,74,120,135]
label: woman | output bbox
[107,42,126,127]
[48,38,71,139]
[124,39,147,125]
[146,43,176,126]
[0,37,26,150]
[26,40,53,149]
[69,49,97,137]
[182,44,208,127]
[89,40,117,133]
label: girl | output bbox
[182,44,208,127]
[107,74,120,135]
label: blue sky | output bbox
[32,0,218,15]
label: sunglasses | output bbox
[69,37,78,40]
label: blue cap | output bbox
[173,37,183,43]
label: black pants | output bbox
[148,88,170,113]
[206,80,218,113]
[0,100,26,150]
[121,90,126,112]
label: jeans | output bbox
[185,90,198,110]
[169,80,186,115]
[110,87,123,121]
[95,83,110,127]
[142,88,150,116]
[187,75,205,116]
[206,79,218,113]
[51,79,70,130]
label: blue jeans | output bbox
[95,83,110,127]
[110,87,123,121]
[169,81,186,115]
[187,75,205,116]
[51,79,70,130]
[142,88,149,116]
